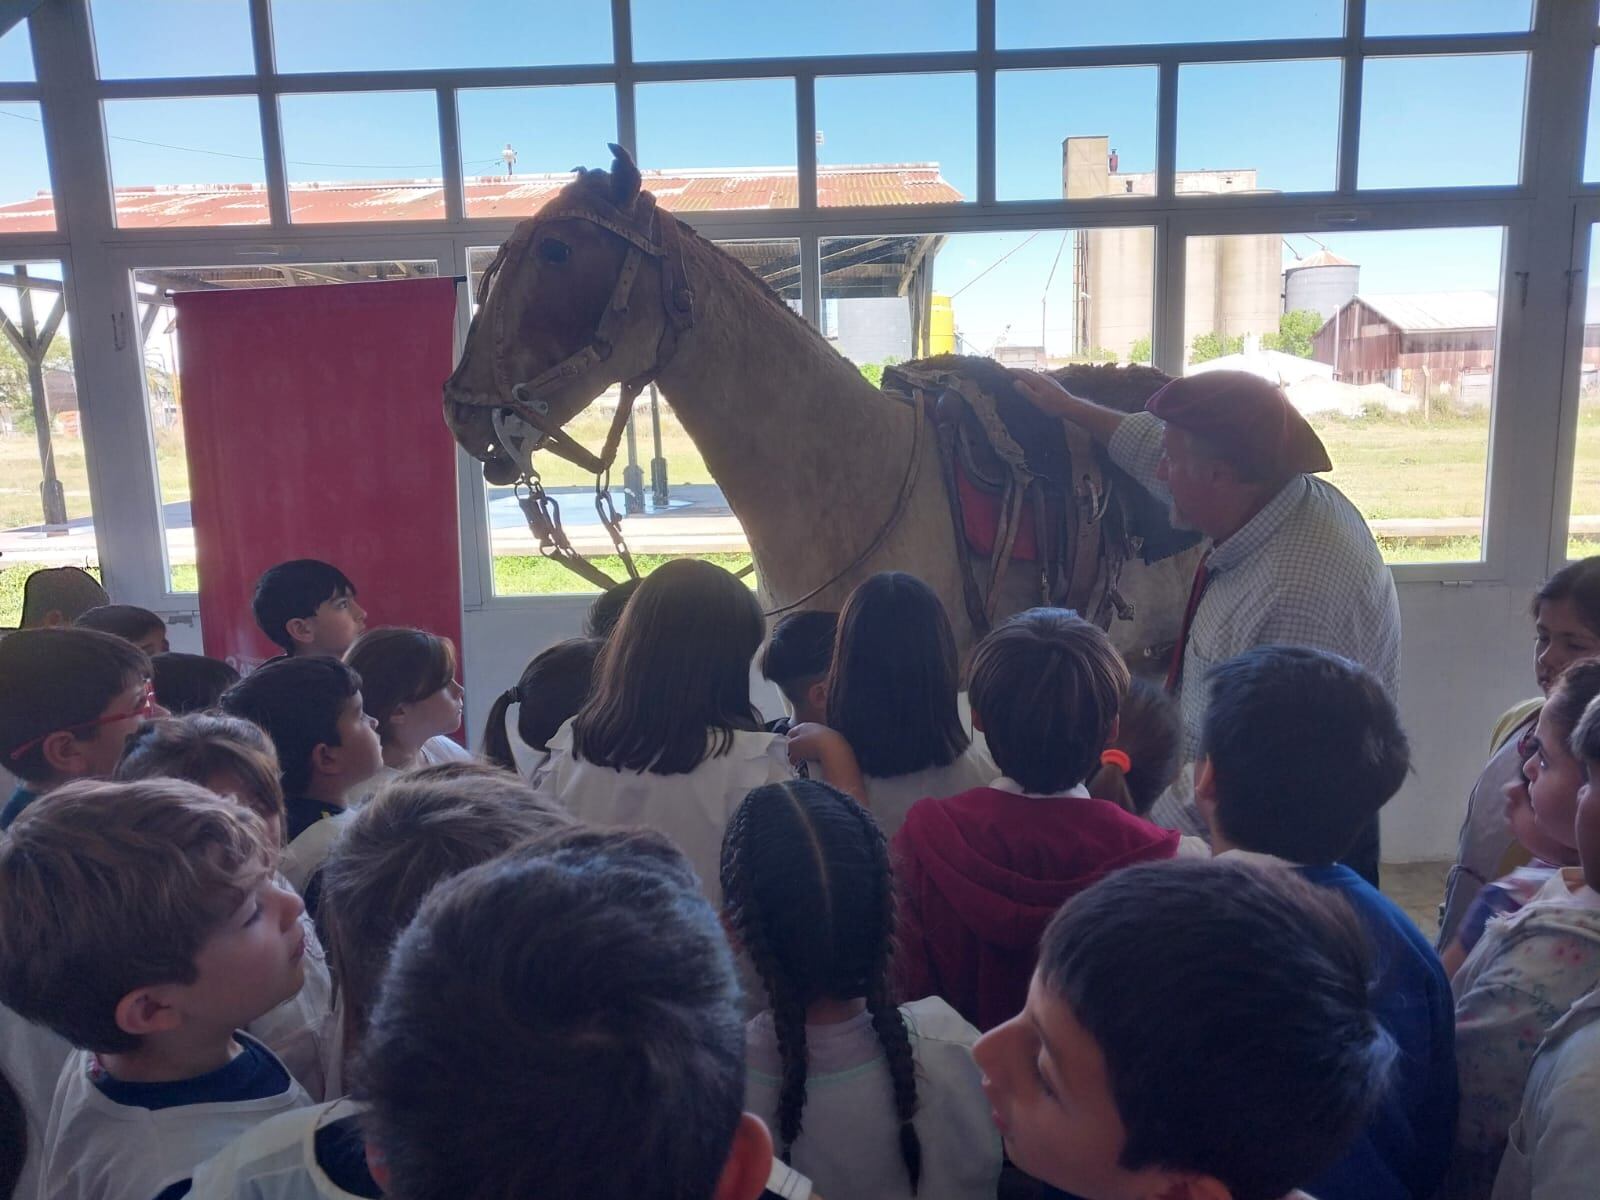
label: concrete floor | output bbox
[1381,859,1451,940]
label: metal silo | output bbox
[1284,249,1360,321]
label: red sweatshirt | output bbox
[891,786,1180,1031]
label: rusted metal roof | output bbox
[0,163,963,233]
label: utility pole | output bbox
[0,265,69,527]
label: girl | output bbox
[722,780,1000,1200]
[811,573,994,837]
[1440,558,1600,947]
[479,637,601,774]
[1086,676,1183,817]
[1446,659,1600,1200]
[344,627,468,802]
[532,559,789,897]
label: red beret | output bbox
[1145,371,1332,477]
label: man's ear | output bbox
[41,730,90,779]
[114,985,182,1039]
[364,1139,391,1193]
[713,1112,774,1200]
[285,616,316,648]
[40,609,66,629]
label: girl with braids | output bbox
[722,779,1000,1200]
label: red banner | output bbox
[174,278,462,674]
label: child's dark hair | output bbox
[1201,647,1409,864]
[220,657,362,796]
[360,826,743,1200]
[721,779,921,1191]
[116,713,286,839]
[1087,678,1181,815]
[1534,557,1600,633]
[0,629,151,783]
[343,627,456,743]
[572,559,764,774]
[760,610,838,706]
[585,577,641,640]
[150,651,241,714]
[73,604,165,648]
[0,1065,21,1200]
[1543,658,1600,743]
[20,566,108,629]
[967,609,1128,794]
[1041,859,1395,1200]
[480,638,601,769]
[827,572,967,778]
[251,559,357,653]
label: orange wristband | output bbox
[1099,749,1132,773]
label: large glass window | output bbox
[0,19,34,80]
[998,67,1157,203]
[1365,0,1533,36]
[89,0,255,79]
[102,97,268,228]
[1178,60,1342,196]
[635,80,797,210]
[1359,55,1528,190]
[1182,227,1505,565]
[0,260,98,623]
[278,92,445,224]
[1587,50,1600,186]
[133,260,440,592]
[816,74,975,207]
[458,85,617,219]
[0,103,53,230]
[997,0,1341,48]
[633,0,973,60]
[1568,230,1600,561]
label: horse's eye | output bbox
[538,238,570,265]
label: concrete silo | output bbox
[1284,249,1360,321]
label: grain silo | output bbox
[1284,249,1360,321]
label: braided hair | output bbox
[720,779,922,1193]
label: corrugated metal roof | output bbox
[0,164,963,233]
[1355,291,1500,332]
[1287,249,1356,270]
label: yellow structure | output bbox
[929,293,955,354]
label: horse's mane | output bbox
[909,354,1172,414]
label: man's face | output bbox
[1155,426,1227,536]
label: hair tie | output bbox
[500,685,522,706]
[1099,749,1132,773]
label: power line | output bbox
[949,231,1042,299]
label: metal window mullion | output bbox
[795,74,816,213]
[1156,60,1177,200]
[1337,0,1365,193]
[611,0,635,154]
[800,233,821,329]
[246,0,288,227]
[437,87,464,222]
[976,0,995,206]
[1152,213,1184,372]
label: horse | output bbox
[443,145,1199,663]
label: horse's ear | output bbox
[607,142,641,207]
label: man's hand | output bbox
[1009,369,1127,444]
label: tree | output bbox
[1262,309,1322,360]
[857,357,898,389]
[0,333,73,433]
[1128,335,1152,365]
[1188,331,1243,365]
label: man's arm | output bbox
[1011,369,1171,501]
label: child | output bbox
[1085,677,1182,816]
[759,609,837,732]
[74,604,169,656]
[891,609,1184,1032]
[188,763,573,1199]
[724,779,1000,1200]
[532,559,788,898]
[19,565,109,629]
[252,559,366,659]
[0,628,155,830]
[1195,646,1456,1200]
[151,651,242,715]
[1447,657,1600,1200]
[974,858,1396,1200]
[814,572,994,837]
[585,577,640,639]
[0,780,312,1200]
[343,627,469,802]
[357,826,777,1200]
[221,658,383,913]
[1442,558,1600,946]
[479,637,601,773]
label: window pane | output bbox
[279,91,444,223]
[998,0,1340,48]
[90,0,254,79]
[133,260,440,592]
[103,97,268,228]
[1569,231,1600,561]
[0,19,34,80]
[635,79,796,210]
[0,103,53,232]
[0,260,98,622]
[633,0,972,60]
[1587,50,1600,185]
[465,240,782,596]
[816,74,973,207]
[269,0,611,72]
[1180,227,1504,564]
[1365,0,1532,36]
[1359,54,1527,189]
[998,67,1157,202]
[459,85,617,219]
[1178,60,1341,196]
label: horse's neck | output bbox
[654,241,912,594]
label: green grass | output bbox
[490,552,753,596]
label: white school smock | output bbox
[352,736,474,807]
[40,1033,312,1200]
[189,1098,367,1200]
[1492,988,1600,1200]
[1,1002,73,1200]
[531,720,791,899]
[279,812,351,898]
[862,744,997,840]
[745,997,1002,1200]
[245,876,335,1102]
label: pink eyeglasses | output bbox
[8,682,158,763]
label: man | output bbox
[1013,368,1400,883]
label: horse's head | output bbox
[444,144,690,485]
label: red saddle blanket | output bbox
[956,460,1040,562]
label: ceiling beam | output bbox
[0,0,47,42]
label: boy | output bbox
[252,560,366,659]
[892,609,1187,1031]
[221,658,382,913]
[975,858,1396,1200]
[0,780,312,1200]
[0,628,157,830]
[75,603,170,656]
[1196,646,1456,1200]
[759,609,837,731]
[19,565,109,629]
[357,827,778,1200]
